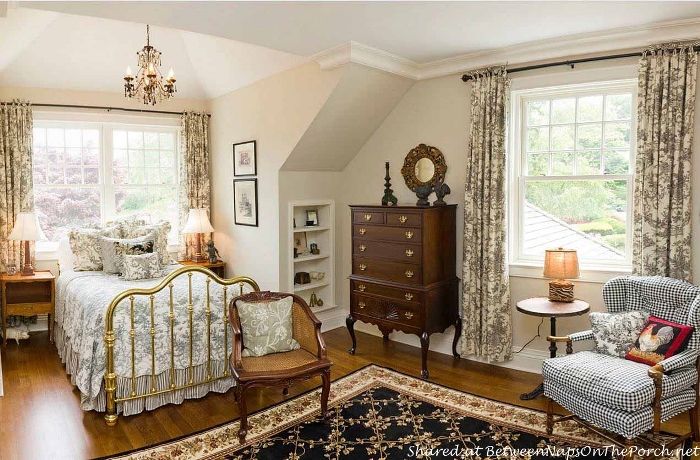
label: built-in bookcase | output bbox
[287,200,336,313]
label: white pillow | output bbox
[57,235,76,273]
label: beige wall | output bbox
[209,62,343,291]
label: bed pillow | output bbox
[123,221,171,266]
[68,226,122,271]
[237,296,301,357]
[100,233,155,274]
[590,310,650,358]
[121,252,162,281]
[626,316,694,365]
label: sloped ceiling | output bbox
[0,7,306,99]
[281,63,414,172]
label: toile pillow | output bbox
[100,233,155,274]
[123,221,172,266]
[121,252,162,281]
[590,310,650,358]
[237,296,301,357]
[68,226,122,271]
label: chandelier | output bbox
[124,25,176,105]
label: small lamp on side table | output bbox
[182,209,215,263]
[543,248,579,302]
[7,212,47,276]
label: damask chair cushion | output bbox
[542,351,697,413]
[589,310,649,358]
[237,296,301,357]
[626,316,694,366]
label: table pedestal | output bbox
[520,317,557,400]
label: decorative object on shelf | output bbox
[233,179,258,226]
[306,210,318,226]
[233,140,257,177]
[294,232,308,255]
[317,297,324,306]
[310,243,320,255]
[123,25,176,106]
[433,177,451,206]
[293,218,296,228]
[400,144,448,207]
[309,292,319,307]
[205,240,220,264]
[543,248,580,302]
[181,209,215,263]
[294,272,311,285]
[293,248,298,259]
[309,271,325,281]
[8,212,47,276]
[381,161,398,206]
[5,263,17,276]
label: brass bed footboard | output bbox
[103,265,260,426]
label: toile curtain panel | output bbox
[460,68,513,363]
[0,100,34,272]
[178,112,211,260]
[634,44,698,282]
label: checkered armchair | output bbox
[543,276,700,454]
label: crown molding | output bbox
[313,17,700,81]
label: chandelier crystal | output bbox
[124,25,176,105]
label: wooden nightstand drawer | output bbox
[5,302,52,316]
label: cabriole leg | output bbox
[420,332,430,379]
[346,314,357,355]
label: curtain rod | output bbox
[460,47,700,82]
[27,103,211,117]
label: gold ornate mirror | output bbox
[400,144,447,191]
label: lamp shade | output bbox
[181,209,214,234]
[543,248,579,280]
[7,212,47,241]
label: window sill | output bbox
[509,261,632,284]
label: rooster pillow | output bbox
[625,316,694,366]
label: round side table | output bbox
[516,297,590,400]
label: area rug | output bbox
[108,365,688,460]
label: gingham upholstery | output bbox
[543,276,700,440]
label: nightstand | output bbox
[178,260,226,278]
[1,270,56,347]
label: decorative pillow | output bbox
[121,253,162,281]
[626,316,694,365]
[590,310,650,358]
[237,296,301,357]
[100,234,155,274]
[123,221,171,266]
[68,226,122,271]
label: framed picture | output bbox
[294,232,308,254]
[233,140,257,177]
[306,209,318,226]
[233,179,258,226]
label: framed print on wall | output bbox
[233,179,258,226]
[233,140,257,177]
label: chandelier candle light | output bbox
[124,24,176,105]
[7,213,47,276]
[543,248,580,302]
[182,209,215,263]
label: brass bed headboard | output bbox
[103,265,260,426]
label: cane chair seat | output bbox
[241,348,319,373]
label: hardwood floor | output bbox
[0,328,697,459]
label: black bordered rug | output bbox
[109,365,688,460]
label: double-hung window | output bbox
[510,80,636,269]
[32,120,179,251]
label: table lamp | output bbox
[182,209,215,263]
[7,212,47,276]
[543,248,579,302]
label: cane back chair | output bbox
[229,291,332,443]
[544,276,700,456]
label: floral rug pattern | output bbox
[108,365,686,460]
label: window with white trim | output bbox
[510,81,636,268]
[32,121,179,249]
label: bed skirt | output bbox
[55,325,236,416]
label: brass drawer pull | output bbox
[405,311,414,319]
[364,214,372,221]
[405,293,413,301]
[358,301,366,309]
[405,231,414,239]
[405,270,414,278]
[358,284,366,292]
[359,244,366,252]
[399,215,407,223]
[405,249,414,257]
[359,228,366,235]
[359,264,367,271]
